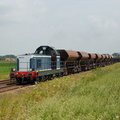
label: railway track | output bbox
[0,79,12,84]
[0,71,92,94]
[0,79,33,93]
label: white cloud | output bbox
[113,10,120,15]
[0,0,47,24]
[88,15,119,30]
[88,15,101,23]
[16,0,47,14]
[103,20,118,29]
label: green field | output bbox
[0,63,120,120]
[0,61,16,80]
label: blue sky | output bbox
[0,0,120,55]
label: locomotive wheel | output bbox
[84,67,87,71]
[64,71,68,76]
[41,76,48,82]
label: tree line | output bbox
[103,53,120,57]
[112,53,120,57]
[0,55,16,61]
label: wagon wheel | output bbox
[41,76,47,82]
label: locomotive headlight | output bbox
[29,68,33,71]
[11,68,16,72]
[29,68,35,71]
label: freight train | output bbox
[10,46,120,84]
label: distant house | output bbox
[5,58,16,61]
[5,58,11,61]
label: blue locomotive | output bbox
[10,46,64,84]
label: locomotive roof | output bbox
[34,46,59,56]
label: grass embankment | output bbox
[0,61,16,80]
[0,63,120,120]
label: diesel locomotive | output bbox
[10,46,120,84]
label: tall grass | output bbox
[0,61,16,80]
[0,63,120,120]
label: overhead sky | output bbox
[0,0,120,55]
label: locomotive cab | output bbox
[10,46,62,84]
[34,46,60,70]
[17,46,61,72]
